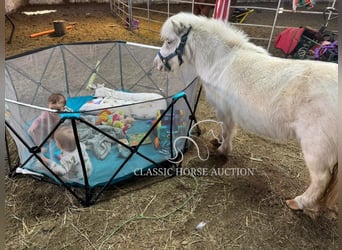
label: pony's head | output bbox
[154,13,200,72]
[154,12,267,72]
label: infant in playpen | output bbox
[40,125,93,183]
[28,93,71,146]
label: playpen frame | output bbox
[5,41,202,206]
[6,91,200,206]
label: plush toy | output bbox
[95,109,112,125]
[112,116,135,134]
[96,109,135,134]
[111,113,122,125]
[121,116,135,125]
[113,120,124,129]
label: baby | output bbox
[28,93,69,145]
[41,126,93,183]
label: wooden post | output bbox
[53,20,67,36]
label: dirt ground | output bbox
[5,2,338,249]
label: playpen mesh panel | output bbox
[6,41,199,190]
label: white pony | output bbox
[154,13,338,216]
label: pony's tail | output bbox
[319,163,338,212]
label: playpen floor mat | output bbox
[25,119,172,187]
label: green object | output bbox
[86,60,101,90]
[128,133,152,146]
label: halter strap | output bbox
[158,26,192,70]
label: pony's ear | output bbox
[171,20,187,36]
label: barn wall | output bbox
[6,0,26,13]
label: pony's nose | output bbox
[153,56,164,71]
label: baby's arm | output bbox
[41,155,67,176]
[28,112,45,133]
[28,118,39,134]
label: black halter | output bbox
[158,26,192,71]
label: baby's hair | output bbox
[54,126,76,152]
[48,93,66,106]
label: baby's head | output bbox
[48,93,66,111]
[54,126,76,152]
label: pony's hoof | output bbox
[210,138,221,148]
[217,145,229,156]
[285,199,302,211]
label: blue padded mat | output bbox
[25,120,169,187]
[66,95,94,111]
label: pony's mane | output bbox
[164,12,268,55]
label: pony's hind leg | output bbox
[286,134,337,216]
[286,161,332,214]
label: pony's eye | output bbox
[167,40,174,45]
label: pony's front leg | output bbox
[216,110,235,156]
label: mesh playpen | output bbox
[5,41,201,206]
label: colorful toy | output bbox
[95,109,112,125]
[151,109,186,149]
[128,133,152,147]
[95,109,135,134]
[154,137,160,149]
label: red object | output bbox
[154,137,160,149]
[30,25,73,38]
[112,113,121,123]
[122,124,129,134]
[213,0,230,22]
[293,0,315,11]
[274,27,305,55]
